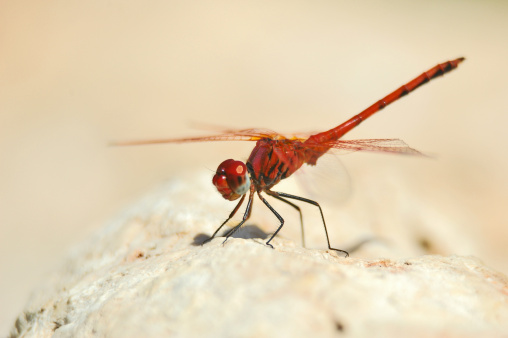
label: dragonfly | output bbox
[115,57,465,257]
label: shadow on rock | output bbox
[192,224,269,246]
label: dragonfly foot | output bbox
[330,248,349,258]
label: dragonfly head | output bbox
[212,159,251,201]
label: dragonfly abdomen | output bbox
[305,58,465,148]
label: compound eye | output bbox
[212,159,251,200]
[212,174,231,198]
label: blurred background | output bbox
[1,0,508,333]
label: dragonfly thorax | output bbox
[212,159,251,201]
[246,138,307,190]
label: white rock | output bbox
[9,177,508,338]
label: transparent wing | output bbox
[321,138,424,156]
[110,128,290,146]
[283,139,422,207]
[293,155,352,204]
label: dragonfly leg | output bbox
[268,190,349,257]
[202,194,246,245]
[266,193,305,248]
[257,192,284,249]
[222,189,255,245]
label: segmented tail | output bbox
[306,58,465,146]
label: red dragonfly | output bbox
[116,57,465,257]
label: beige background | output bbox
[1,0,508,333]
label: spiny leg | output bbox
[222,189,255,245]
[268,190,349,257]
[256,192,284,249]
[268,193,305,248]
[202,194,246,245]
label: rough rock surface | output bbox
[10,177,508,338]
